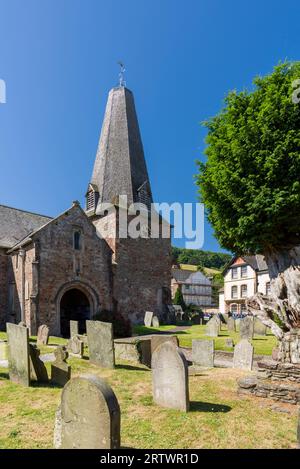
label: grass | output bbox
[133,324,278,356]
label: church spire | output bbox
[86,86,153,212]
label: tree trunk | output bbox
[246,246,300,364]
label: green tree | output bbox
[173,287,186,311]
[196,62,300,362]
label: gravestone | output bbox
[70,320,79,338]
[152,316,160,328]
[240,316,254,340]
[7,323,30,386]
[225,338,234,348]
[272,347,279,361]
[254,318,267,336]
[86,320,115,369]
[29,344,49,383]
[54,375,120,449]
[192,339,214,368]
[151,342,189,412]
[166,305,176,324]
[67,336,84,358]
[0,340,8,360]
[37,324,49,346]
[205,316,219,337]
[227,317,236,332]
[233,339,254,371]
[151,334,179,355]
[51,346,71,386]
[144,311,154,327]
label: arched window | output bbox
[73,231,81,250]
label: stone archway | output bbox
[60,288,90,337]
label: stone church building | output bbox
[0,86,172,336]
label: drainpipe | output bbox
[19,248,26,323]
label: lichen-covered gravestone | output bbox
[51,346,71,386]
[7,322,30,386]
[239,316,254,340]
[227,317,236,332]
[37,324,49,346]
[233,339,254,371]
[29,344,48,383]
[144,311,154,327]
[54,375,120,449]
[253,318,267,336]
[67,335,84,358]
[192,339,214,368]
[70,320,79,338]
[151,342,189,412]
[205,316,219,337]
[86,320,115,369]
[151,334,179,355]
[152,316,160,328]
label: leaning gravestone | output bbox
[29,344,48,383]
[37,324,49,346]
[86,320,115,369]
[70,320,79,338]
[51,346,71,386]
[54,375,120,449]
[152,316,160,328]
[240,316,254,340]
[7,323,30,386]
[205,316,219,337]
[253,318,267,336]
[144,311,154,327]
[152,342,189,412]
[67,335,84,358]
[192,339,214,368]
[233,339,254,371]
[227,317,236,332]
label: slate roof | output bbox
[0,204,52,249]
[90,87,153,208]
[223,254,268,274]
[172,267,211,285]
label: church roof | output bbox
[90,86,153,209]
[0,204,52,249]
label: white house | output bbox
[171,265,212,307]
[219,255,270,316]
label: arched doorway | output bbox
[60,288,90,337]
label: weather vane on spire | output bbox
[117,61,126,88]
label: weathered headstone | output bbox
[152,342,189,412]
[70,320,79,338]
[54,375,120,449]
[233,339,254,371]
[253,318,267,336]
[151,334,179,355]
[152,316,160,328]
[144,311,154,327]
[205,316,219,337]
[29,344,49,383]
[240,316,254,340]
[225,338,234,348]
[272,347,279,361]
[192,339,214,368]
[51,346,71,386]
[227,317,236,332]
[114,336,151,367]
[67,335,84,358]
[0,340,8,360]
[7,323,30,386]
[86,320,115,369]
[173,305,184,322]
[18,321,27,327]
[37,324,49,346]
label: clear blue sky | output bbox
[0,0,299,253]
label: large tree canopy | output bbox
[196,62,300,254]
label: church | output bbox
[0,85,172,336]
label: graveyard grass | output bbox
[133,325,278,355]
[0,331,297,449]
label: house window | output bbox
[266,282,271,296]
[231,267,238,279]
[241,265,248,278]
[231,285,238,299]
[241,284,248,298]
[230,303,238,314]
[73,231,81,250]
[241,303,248,315]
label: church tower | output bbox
[86,83,172,324]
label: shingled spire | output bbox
[86,87,153,212]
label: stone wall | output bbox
[0,250,8,330]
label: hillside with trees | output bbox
[172,247,231,270]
